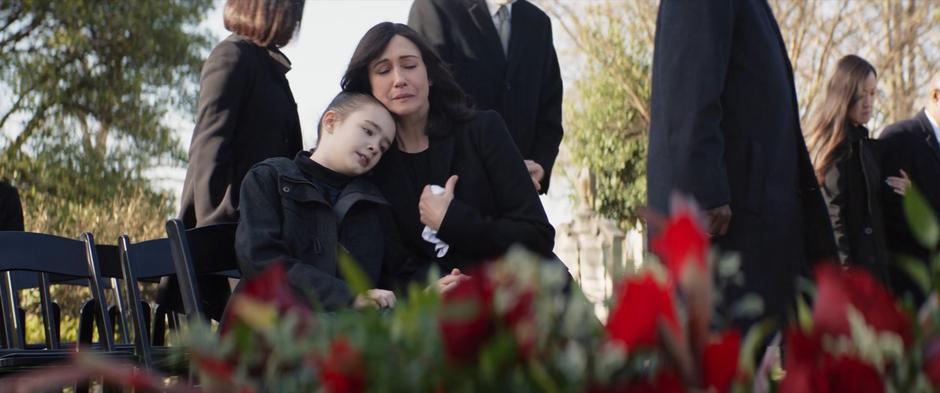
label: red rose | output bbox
[318,337,366,393]
[438,275,495,362]
[194,354,235,380]
[650,211,708,284]
[813,264,912,345]
[816,356,884,393]
[701,330,741,393]
[780,328,884,393]
[606,273,680,350]
[222,262,313,336]
[499,288,537,359]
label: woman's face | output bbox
[367,35,431,119]
[848,72,877,126]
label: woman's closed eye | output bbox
[363,127,374,136]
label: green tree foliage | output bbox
[0,0,214,343]
[0,0,213,230]
[547,1,656,228]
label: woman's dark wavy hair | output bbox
[340,22,474,133]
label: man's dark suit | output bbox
[647,0,836,324]
[879,110,940,304]
[408,0,563,192]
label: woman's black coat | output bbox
[820,125,891,282]
[168,34,303,320]
[179,34,303,228]
[371,110,557,283]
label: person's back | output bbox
[166,0,305,321]
[236,92,399,310]
[647,0,835,325]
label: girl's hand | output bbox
[354,289,397,309]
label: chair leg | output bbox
[109,305,123,344]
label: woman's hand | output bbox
[885,169,911,195]
[354,289,397,309]
[419,175,459,231]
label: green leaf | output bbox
[903,185,940,249]
[895,254,931,295]
[796,276,817,300]
[796,292,813,333]
[739,318,777,376]
[338,244,371,295]
[527,359,560,393]
[717,254,742,278]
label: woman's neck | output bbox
[397,110,430,153]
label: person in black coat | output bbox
[341,23,560,288]
[0,180,24,231]
[878,71,940,304]
[647,0,837,326]
[236,92,398,311]
[166,0,306,321]
[408,0,563,193]
[806,55,905,284]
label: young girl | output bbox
[235,92,398,310]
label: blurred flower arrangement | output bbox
[10,191,940,392]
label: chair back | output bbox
[117,235,179,367]
[165,219,238,322]
[0,231,114,351]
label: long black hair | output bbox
[806,55,877,184]
[341,22,474,133]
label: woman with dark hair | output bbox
[168,0,306,320]
[806,54,907,282]
[342,22,559,288]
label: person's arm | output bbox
[651,0,737,210]
[820,165,851,264]
[235,165,354,310]
[529,20,564,193]
[436,112,555,259]
[187,41,249,225]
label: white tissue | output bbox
[421,185,450,257]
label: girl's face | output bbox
[367,35,431,119]
[849,72,877,126]
[320,102,396,176]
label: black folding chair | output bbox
[117,234,188,371]
[0,231,131,374]
[165,219,239,323]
